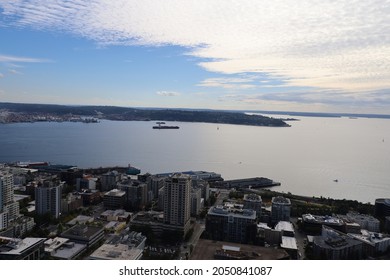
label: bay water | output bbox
[1,116,389,203]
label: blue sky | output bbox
[0,0,389,113]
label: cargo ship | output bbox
[152,122,179,129]
[126,164,141,175]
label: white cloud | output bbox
[0,54,50,63]
[198,77,257,89]
[0,73,4,78]
[156,91,180,97]
[9,69,22,75]
[1,0,389,102]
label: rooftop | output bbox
[89,244,143,260]
[101,209,131,217]
[50,242,86,260]
[190,239,289,260]
[106,230,146,249]
[275,221,294,232]
[208,205,256,218]
[44,237,69,253]
[302,214,344,226]
[104,189,125,197]
[0,237,45,255]
[375,198,390,206]
[348,230,390,245]
[244,194,262,201]
[281,236,298,250]
[314,226,362,249]
[67,215,94,226]
[272,196,291,204]
[61,225,103,240]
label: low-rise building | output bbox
[131,211,189,238]
[100,209,131,222]
[257,223,281,245]
[44,237,86,260]
[89,230,146,260]
[206,204,257,244]
[345,212,380,232]
[0,216,35,238]
[313,226,363,260]
[103,189,126,210]
[275,221,295,237]
[302,214,345,234]
[61,193,83,214]
[89,243,143,260]
[66,215,94,226]
[0,237,46,260]
[61,224,104,248]
[348,230,390,257]
[76,175,97,191]
[281,236,298,259]
[80,190,101,206]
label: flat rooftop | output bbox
[89,244,143,260]
[208,205,256,218]
[50,242,86,260]
[303,214,344,226]
[61,225,103,240]
[0,238,45,255]
[275,221,294,232]
[67,215,94,226]
[104,189,125,197]
[190,239,289,260]
[281,236,298,250]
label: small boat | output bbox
[333,179,338,183]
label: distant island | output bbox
[0,102,289,127]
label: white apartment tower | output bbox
[0,172,19,230]
[163,174,191,228]
[0,172,14,211]
[35,181,62,219]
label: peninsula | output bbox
[0,102,289,127]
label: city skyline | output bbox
[0,1,389,114]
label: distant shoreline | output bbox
[0,102,289,127]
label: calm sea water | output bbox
[1,117,390,203]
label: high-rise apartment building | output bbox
[163,174,191,231]
[271,196,291,225]
[243,194,262,217]
[0,172,19,230]
[0,172,14,211]
[35,181,62,219]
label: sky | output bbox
[0,0,389,114]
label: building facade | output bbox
[313,226,363,260]
[101,171,120,192]
[206,205,257,244]
[163,174,191,232]
[243,194,262,217]
[103,189,126,210]
[191,187,202,217]
[271,196,291,225]
[375,198,390,218]
[35,181,62,219]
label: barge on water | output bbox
[153,122,180,129]
[216,177,281,189]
